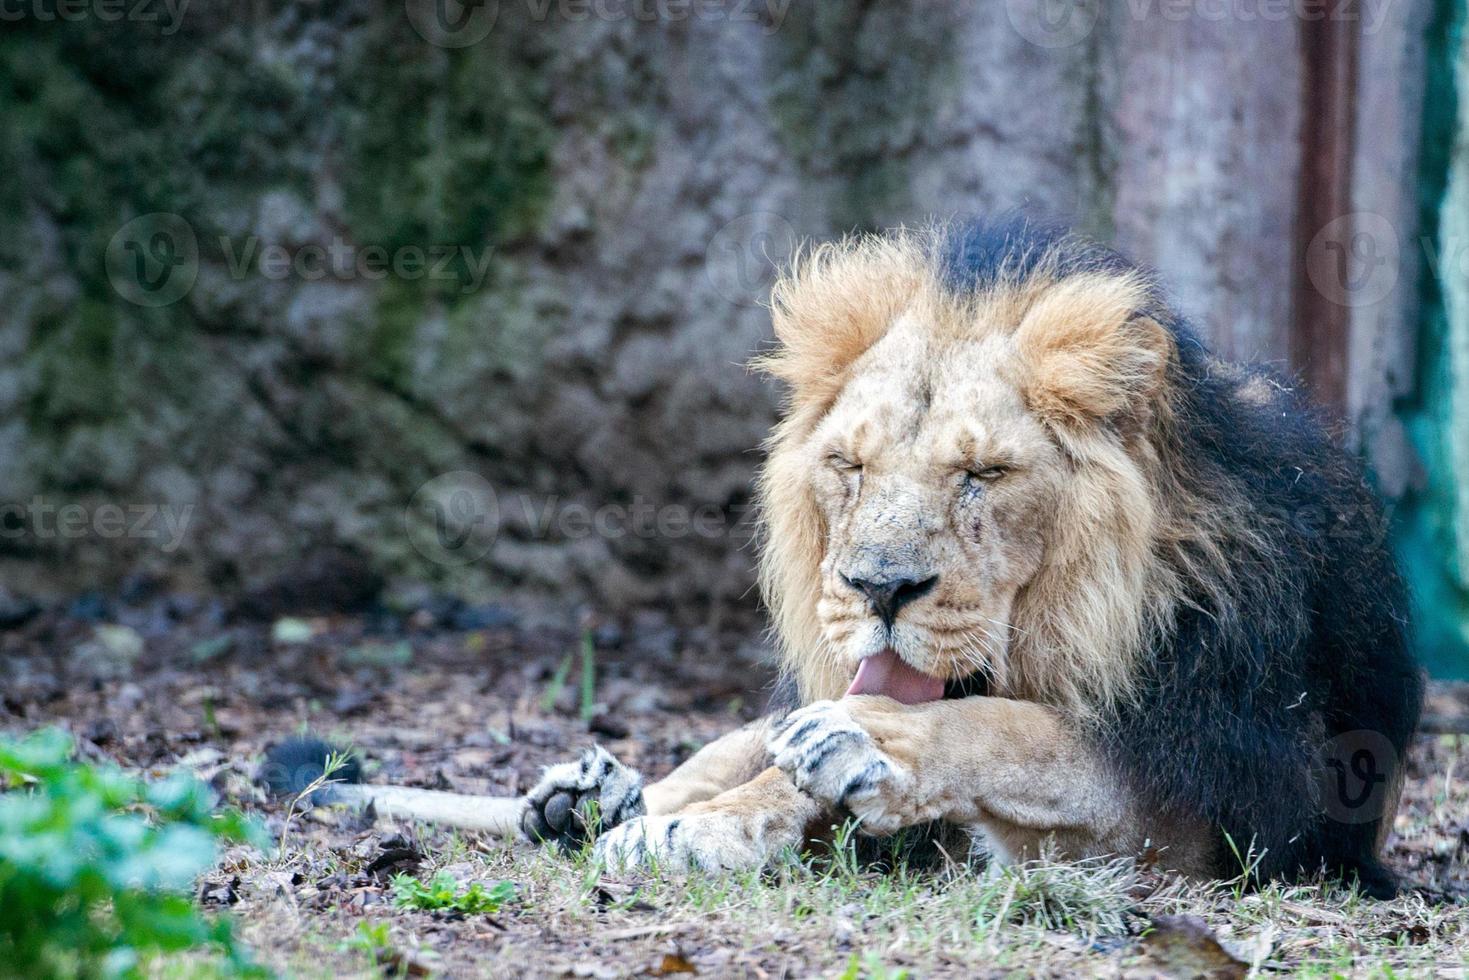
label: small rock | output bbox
[84,717,120,745]
[73,624,145,679]
[450,603,517,631]
[344,640,413,668]
[114,683,145,712]
[198,875,241,907]
[118,573,163,605]
[330,688,377,715]
[366,845,422,878]
[270,617,317,645]
[68,592,110,622]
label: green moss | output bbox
[1,7,555,482]
[360,278,426,388]
[24,299,120,429]
[0,14,324,470]
[336,20,554,298]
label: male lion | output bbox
[519,218,1421,896]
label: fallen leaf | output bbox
[652,952,697,975]
[1140,914,1248,979]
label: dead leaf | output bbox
[1383,923,1432,945]
[1140,915,1248,980]
[651,952,697,975]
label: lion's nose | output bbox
[841,572,938,628]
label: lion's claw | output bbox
[521,746,646,849]
[594,812,773,872]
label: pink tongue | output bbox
[845,648,946,704]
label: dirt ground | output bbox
[3,592,1468,978]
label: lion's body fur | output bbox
[755,217,1422,894]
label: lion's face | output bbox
[757,229,1178,710]
[806,314,1063,686]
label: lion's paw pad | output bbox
[521,746,646,849]
[768,700,907,830]
[593,813,769,873]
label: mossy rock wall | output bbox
[0,3,1428,634]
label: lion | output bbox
[273,218,1423,896]
[518,218,1421,895]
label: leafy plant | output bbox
[390,871,515,914]
[0,727,265,978]
[837,953,910,980]
[343,920,393,958]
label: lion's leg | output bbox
[596,767,824,871]
[769,695,1208,874]
[643,720,771,815]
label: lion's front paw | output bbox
[593,812,774,873]
[767,700,914,835]
[521,745,646,849]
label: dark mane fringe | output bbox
[1132,327,1420,895]
[941,218,1423,895]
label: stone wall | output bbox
[0,1,1441,636]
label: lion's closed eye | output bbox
[965,465,1009,482]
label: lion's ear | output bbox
[755,236,927,410]
[1013,274,1173,427]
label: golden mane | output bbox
[754,227,1258,718]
